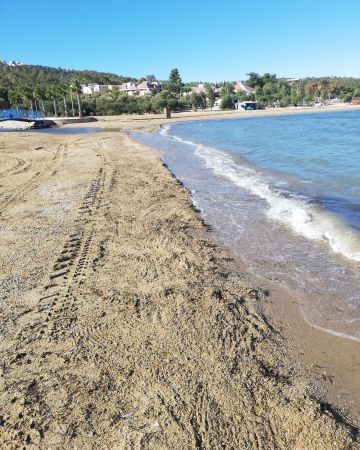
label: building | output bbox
[191,83,207,94]
[284,78,300,85]
[117,82,138,96]
[136,80,161,96]
[82,84,100,94]
[81,81,161,96]
[1,60,24,67]
[234,81,255,95]
[81,84,119,94]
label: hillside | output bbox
[1,63,360,116]
[0,63,137,108]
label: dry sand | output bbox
[0,114,359,448]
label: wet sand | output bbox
[0,118,359,448]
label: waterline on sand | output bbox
[133,115,360,341]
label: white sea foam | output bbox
[162,127,360,262]
[159,124,171,136]
[303,320,360,343]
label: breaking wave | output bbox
[160,124,360,262]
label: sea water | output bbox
[132,111,360,341]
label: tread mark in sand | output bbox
[0,148,109,447]
[0,144,66,216]
[8,163,106,348]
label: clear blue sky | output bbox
[2,0,360,82]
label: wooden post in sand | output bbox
[164,107,171,119]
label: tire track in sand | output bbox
[0,141,110,447]
[0,143,66,217]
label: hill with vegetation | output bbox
[1,63,360,116]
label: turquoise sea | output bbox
[133,111,360,340]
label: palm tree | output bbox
[47,85,60,117]
[19,85,34,111]
[70,80,83,117]
[33,86,42,112]
[38,87,47,115]
[8,90,21,110]
[69,88,75,117]
[58,84,68,117]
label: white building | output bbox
[1,60,24,67]
[81,83,100,94]
[285,78,300,85]
[81,81,162,96]
[81,84,119,94]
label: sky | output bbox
[1,0,360,82]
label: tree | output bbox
[295,81,305,103]
[304,95,314,105]
[262,73,277,83]
[342,92,353,103]
[318,79,329,102]
[47,85,60,116]
[220,83,235,109]
[279,96,291,107]
[221,95,235,109]
[291,85,300,106]
[70,80,83,117]
[169,68,182,84]
[329,80,341,98]
[33,86,45,112]
[108,88,123,100]
[180,85,192,95]
[163,69,183,95]
[190,92,199,111]
[189,92,206,111]
[69,89,75,117]
[8,90,21,109]
[59,84,69,117]
[305,83,315,99]
[221,82,235,97]
[279,83,291,98]
[0,87,9,108]
[19,85,34,110]
[262,82,274,97]
[205,85,215,109]
[146,74,156,82]
[254,86,263,101]
[246,72,263,88]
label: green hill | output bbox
[0,63,137,109]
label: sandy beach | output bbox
[61,102,360,132]
[0,107,359,448]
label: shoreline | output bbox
[0,119,359,446]
[63,107,360,421]
[58,102,360,133]
[127,130,360,423]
